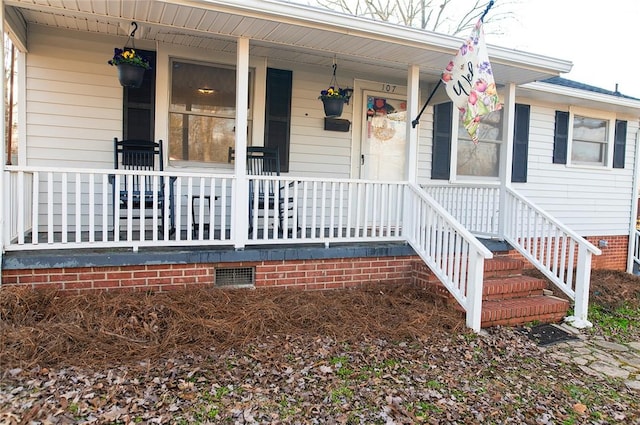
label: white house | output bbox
[2,0,640,331]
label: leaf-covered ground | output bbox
[1,271,639,424]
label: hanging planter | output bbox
[108,22,151,89]
[321,97,345,117]
[116,63,146,88]
[318,60,352,118]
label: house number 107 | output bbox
[381,84,396,93]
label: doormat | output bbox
[526,323,578,346]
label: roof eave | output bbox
[520,81,640,113]
[166,0,573,75]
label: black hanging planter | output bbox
[117,63,146,88]
[322,97,344,117]
[108,23,150,89]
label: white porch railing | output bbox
[503,187,601,326]
[405,183,493,331]
[3,167,407,250]
[632,230,640,270]
[423,182,600,327]
[424,183,501,238]
[3,166,234,250]
[246,175,405,245]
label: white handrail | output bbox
[406,183,492,331]
[504,187,600,328]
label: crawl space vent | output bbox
[215,267,255,287]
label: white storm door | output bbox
[360,92,408,181]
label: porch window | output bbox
[456,109,503,178]
[168,60,252,164]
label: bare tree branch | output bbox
[309,0,520,36]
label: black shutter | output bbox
[553,110,569,164]
[264,68,292,172]
[123,49,156,141]
[431,102,453,180]
[511,103,530,182]
[613,119,627,169]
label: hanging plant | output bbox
[318,61,352,118]
[319,86,348,117]
[108,22,150,88]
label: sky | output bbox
[296,0,640,99]
[484,0,640,99]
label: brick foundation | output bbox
[1,234,630,293]
[503,235,629,272]
[1,255,421,293]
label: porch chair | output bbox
[111,138,175,234]
[246,146,297,234]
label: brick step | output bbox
[483,275,547,301]
[484,256,524,278]
[481,295,570,328]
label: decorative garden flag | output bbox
[441,19,502,143]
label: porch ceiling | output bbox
[4,0,572,85]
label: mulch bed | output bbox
[0,283,464,369]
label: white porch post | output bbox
[233,37,250,249]
[626,130,640,273]
[498,83,516,239]
[466,249,485,332]
[402,65,420,239]
[0,1,6,285]
[405,65,420,183]
[573,245,593,327]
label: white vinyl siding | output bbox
[512,99,638,236]
[25,26,123,169]
[287,67,353,178]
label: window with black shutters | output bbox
[432,102,531,182]
[553,108,625,168]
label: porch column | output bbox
[233,37,250,249]
[405,64,420,183]
[0,1,6,284]
[498,82,516,238]
[627,130,640,273]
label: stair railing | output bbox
[503,187,601,327]
[405,183,493,331]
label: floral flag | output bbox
[441,19,502,143]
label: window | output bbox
[554,108,619,168]
[570,114,611,166]
[456,109,503,178]
[168,61,252,164]
[432,103,530,182]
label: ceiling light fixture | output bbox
[198,88,215,94]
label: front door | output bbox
[360,92,408,181]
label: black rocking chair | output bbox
[246,147,297,234]
[111,138,175,234]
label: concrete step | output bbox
[481,295,570,328]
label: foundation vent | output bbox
[215,267,255,287]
